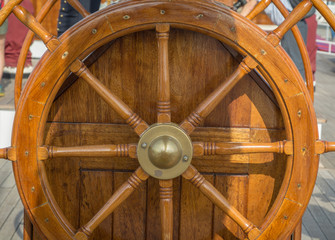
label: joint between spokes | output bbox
[75,227,91,240]
[70,59,87,77]
[240,56,258,73]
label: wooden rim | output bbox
[12,1,318,239]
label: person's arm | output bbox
[240,0,258,16]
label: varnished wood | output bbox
[70,59,149,136]
[246,0,271,20]
[7,1,323,239]
[12,5,59,51]
[159,179,173,240]
[15,0,59,108]
[271,0,314,101]
[75,167,149,239]
[315,140,335,154]
[156,24,171,123]
[38,144,137,160]
[180,56,258,134]
[0,0,23,25]
[192,140,293,156]
[271,0,313,43]
[67,0,90,17]
[182,165,261,240]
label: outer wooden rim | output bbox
[12,1,319,239]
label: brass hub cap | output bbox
[137,123,193,179]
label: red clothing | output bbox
[5,0,34,67]
[305,14,317,77]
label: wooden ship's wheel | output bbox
[1,0,335,239]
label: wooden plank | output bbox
[213,175,248,240]
[0,200,23,239]
[307,194,335,237]
[315,171,335,209]
[311,184,335,225]
[302,207,327,240]
[112,172,147,240]
[179,174,214,240]
[0,187,21,228]
[301,223,312,240]
[1,172,16,188]
[80,170,113,239]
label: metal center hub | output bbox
[137,123,193,179]
[148,136,182,169]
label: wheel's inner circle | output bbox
[137,123,193,179]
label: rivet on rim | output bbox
[91,28,97,34]
[25,151,29,156]
[62,51,68,59]
[160,10,165,15]
[260,49,267,55]
[297,110,302,118]
[123,15,130,20]
[196,13,204,19]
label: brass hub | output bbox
[137,123,193,179]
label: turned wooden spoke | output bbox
[70,59,149,136]
[270,0,313,43]
[0,147,16,162]
[74,167,149,240]
[14,0,59,108]
[159,179,173,240]
[192,141,293,157]
[180,56,258,135]
[0,0,23,25]
[12,5,59,51]
[156,24,171,123]
[37,144,137,160]
[271,0,314,100]
[182,165,261,240]
[246,0,271,20]
[68,0,90,17]
[312,0,335,32]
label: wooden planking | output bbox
[112,172,147,240]
[146,177,181,240]
[179,174,214,240]
[213,175,248,240]
[0,200,23,239]
[80,171,113,239]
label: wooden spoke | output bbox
[37,144,137,160]
[12,5,59,51]
[68,0,90,17]
[156,24,171,123]
[0,147,16,162]
[182,165,261,240]
[0,0,23,25]
[70,59,149,136]
[180,56,258,135]
[315,140,335,154]
[14,0,59,108]
[159,179,173,240]
[268,0,313,45]
[245,0,271,20]
[74,167,149,239]
[192,141,293,157]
